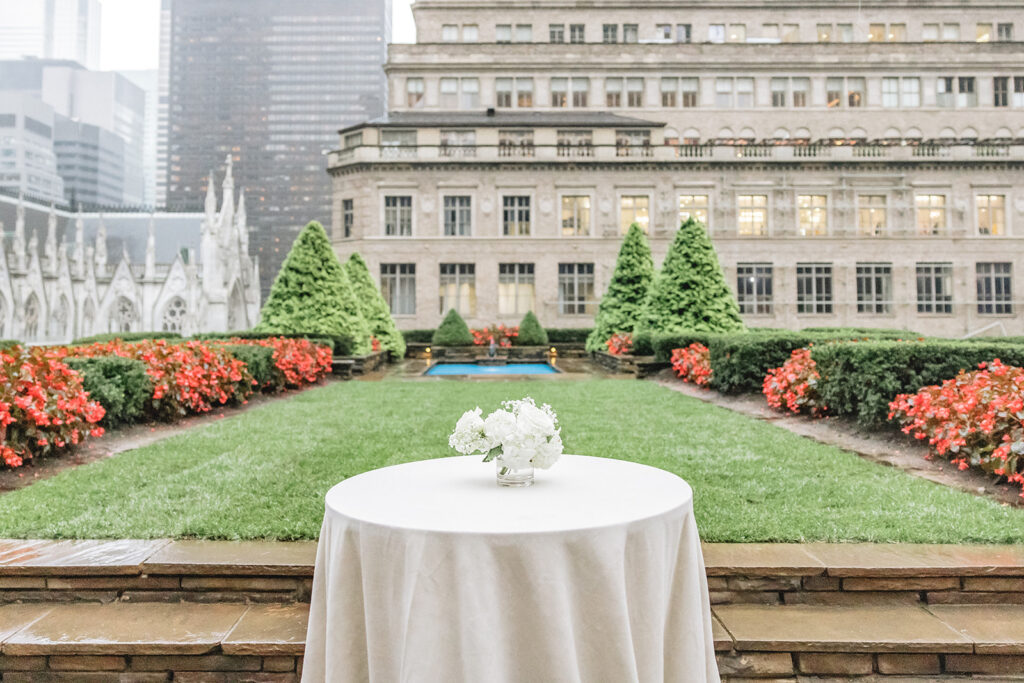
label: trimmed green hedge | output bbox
[651,330,719,363]
[222,344,276,389]
[72,332,182,345]
[514,312,548,346]
[64,356,151,428]
[802,327,919,337]
[960,336,1024,346]
[192,331,350,357]
[0,339,19,349]
[401,329,435,344]
[432,310,474,346]
[539,328,592,344]
[812,341,1024,427]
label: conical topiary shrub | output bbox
[432,309,474,346]
[586,223,654,351]
[345,252,406,358]
[639,217,745,335]
[256,221,372,354]
[514,311,549,346]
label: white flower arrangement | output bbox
[448,397,563,470]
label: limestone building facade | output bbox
[0,157,259,343]
[330,0,1024,336]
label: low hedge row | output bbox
[72,332,182,345]
[193,331,351,357]
[401,330,434,344]
[221,344,277,388]
[811,340,1024,427]
[402,327,593,346]
[63,356,151,428]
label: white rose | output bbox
[532,433,563,469]
[516,401,556,438]
[498,438,536,469]
[484,409,517,445]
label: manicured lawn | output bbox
[0,379,1022,542]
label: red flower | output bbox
[605,333,633,356]
[763,347,826,416]
[670,344,712,387]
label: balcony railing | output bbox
[330,141,1024,167]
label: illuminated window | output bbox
[561,195,591,235]
[381,264,415,315]
[679,195,709,226]
[916,195,947,235]
[857,195,887,236]
[797,195,828,236]
[502,196,531,235]
[498,263,535,315]
[620,195,650,233]
[737,195,768,235]
[977,195,1006,235]
[439,263,476,316]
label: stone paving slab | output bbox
[222,604,308,656]
[702,544,826,577]
[928,605,1024,655]
[711,615,732,652]
[0,540,169,576]
[143,540,317,576]
[803,543,1024,577]
[714,605,973,654]
[2,603,248,656]
[0,604,52,643]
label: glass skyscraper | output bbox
[160,0,391,295]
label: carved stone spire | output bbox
[204,170,217,218]
[73,214,85,278]
[144,214,156,280]
[27,227,38,264]
[13,194,26,271]
[235,188,248,252]
[45,204,58,274]
[94,216,107,273]
[218,155,235,239]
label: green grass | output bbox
[0,379,1022,542]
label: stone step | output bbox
[3,539,1024,606]
[1,602,1022,680]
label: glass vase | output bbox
[496,459,534,487]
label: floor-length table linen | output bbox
[302,455,720,683]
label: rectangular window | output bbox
[384,196,412,236]
[498,129,534,157]
[496,24,512,42]
[715,78,733,107]
[572,78,590,107]
[516,78,533,107]
[736,264,773,315]
[462,25,478,42]
[495,78,513,108]
[923,23,939,41]
[557,129,593,157]
[762,23,778,40]
[439,264,476,317]
[439,129,475,157]
[551,78,568,107]
[406,78,424,108]
[623,24,638,43]
[440,77,458,108]
[977,194,1006,235]
[603,24,618,43]
[728,24,746,42]
[958,77,977,107]
[569,24,585,43]
[661,77,677,107]
[443,196,472,236]
[917,263,954,314]
[902,77,921,107]
[657,24,672,40]
[817,23,832,42]
[797,195,828,236]
[558,263,595,315]
[916,194,947,235]
[380,264,416,316]
[626,78,644,107]
[994,77,1009,107]
[737,195,768,236]
[620,195,650,234]
[615,129,651,156]
[977,22,992,42]
[856,263,893,314]
[498,263,535,315]
[344,132,362,149]
[460,78,479,109]
[771,78,787,107]
[998,23,1014,41]
[838,24,853,42]
[792,78,809,107]
[709,24,725,43]
[977,262,1013,314]
[549,24,564,43]
[827,77,843,108]
[847,77,865,107]
[1015,77,1024,107]
[869,23,886,41]
[342,199,354,238]
[605,77,622,107]
[736,78,754,107]
[442,24,458,41]
[515,24,532,42]
[502,195,531,235]
[561,195,592,235]
[882,77,899,107]
[889,23,907,41]
[943,23,961,40]
[680,78,699,107]
[677,24,692,42]
[936,77,954,107]
[858,195,887,236]
[796,264,833,314]
[679,194,709,227]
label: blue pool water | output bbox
[425,363,558,376]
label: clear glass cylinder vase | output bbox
[496,459,534,487]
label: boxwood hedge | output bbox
[64,356,151,427]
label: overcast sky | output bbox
[99,0,416,71]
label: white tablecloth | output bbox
[302,455,720,683]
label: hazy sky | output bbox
[98,0,416,71]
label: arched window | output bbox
[162,297,187,333]
[884,127,901,139]
[49,296,69,339]
[24,294,40,340]
[663,127,679,145]
[850,128,868,140]
[939,127,957,139]
[108,296,137,333]
[960,127,978,140]
[828,127,846,140]
[772,128,791,140]
[904,128,923,140]
[794,127,811,140]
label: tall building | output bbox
[159,0,392,295]
[0,59,147,207]
[53,114,126,207]
[0,0,101,69]
[0,93,65,203]
[329,0,1024,337]
[120,70,159,207]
